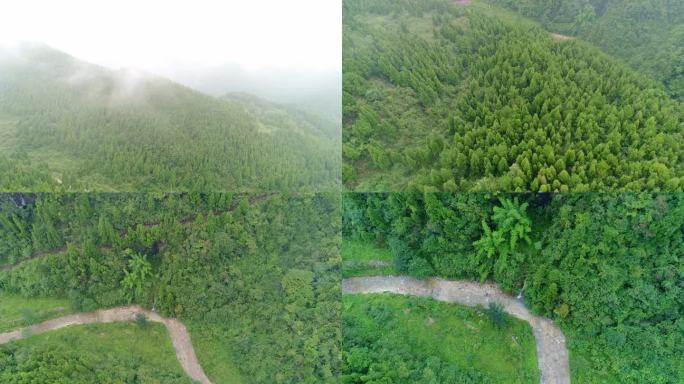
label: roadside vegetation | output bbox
[0,292,73,332]
[0,192,341,383]
[343,193,684,382]
[0,321,194,383]
[342,293,539,383]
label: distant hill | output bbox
[0,43,340,191]
[155,63,342,122]
[488,0,684,99]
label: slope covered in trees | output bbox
[343,193,684,382]
[0,192,341,383]
[342,0,684,192]
[0,44,340,192]
[488,0,684,99]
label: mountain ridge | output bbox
[0,44,340,192]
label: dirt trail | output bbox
[342,276,570,384]
[550,33,574,41]
[0,305,212,384]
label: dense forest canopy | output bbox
[488,0,684,99]
[0,43,340,192]
[342,0,684,192]
[0,192,341,384]
[343,193,684,382]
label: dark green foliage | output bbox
[488,0,684,99]
[343,0,684,191]
[342,192,684,382]
[135,312,148,328]
[18,308,37,326]
[0,44,340,192]
[0,192,341,384]
[487,302,508,329]
[343,193,491,279]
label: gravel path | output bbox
[0,305,212,384]
[342,276,570,384]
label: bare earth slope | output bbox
[342,276,570,384]
[0,305,211,384]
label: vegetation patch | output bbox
[343,193,684,382]
[342,240,395,277]
[342,293,539,383]
[0,293,73,332]
[0,322,193,383]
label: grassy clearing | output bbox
[0,321,194,383]
[343,293,539,383]
[188,322,245,384]
[0,292,74,332]
[342,240,395,277]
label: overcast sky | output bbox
[0,0,340,72]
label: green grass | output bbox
[343,293,540,383]
[342,240,395,277]
[189,322,245,384]
[0,321,194,383]
[0,292,74,332]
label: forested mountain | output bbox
[0,192,341,383]
[0,44,340,192]
[343,193,684,382]
[343,0,684,192]
[488,0,684,99]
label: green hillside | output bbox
[342,0,684,192]
[0,44,340,192]
[0,192,341,384]
[488,0,684,99]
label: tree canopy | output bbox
[342,0,684,192]
[0,192,341,384]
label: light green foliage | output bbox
[121,251,153,303]
[342,240,395,277]
[0,293,73,332]
[474,197,533,285]
[342,294,539,383]
[0,322,194,383]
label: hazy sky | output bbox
[0,0,340,72]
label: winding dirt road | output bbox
[0,305,211,384]
[342,276,570,384]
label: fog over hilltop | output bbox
[0,0,341,120]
